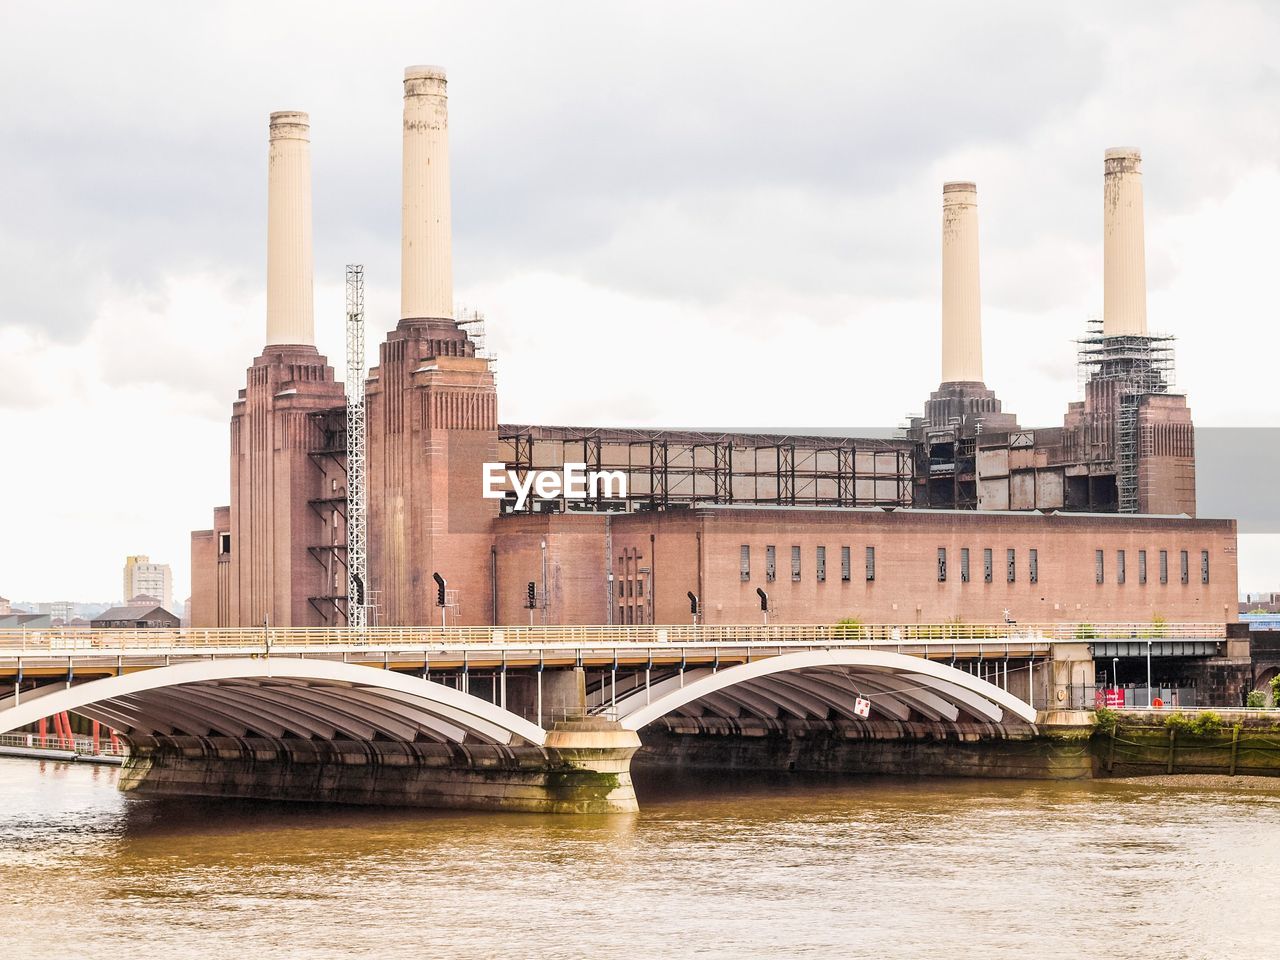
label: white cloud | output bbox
[2,0,1280,600]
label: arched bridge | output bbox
[0,622,1228,812]
[0,648,1037,748]
[602,649,1037,734]
[0,658,548,749]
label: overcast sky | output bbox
[2,0,1279,604]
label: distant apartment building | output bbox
[122,555,173,611]
[46,600,76,624]
[0,597,9,616]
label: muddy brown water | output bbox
[1,757,1276,959]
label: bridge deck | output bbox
[0,621,1225,650]
[0,622,1226,679]
[1,645,1054,678]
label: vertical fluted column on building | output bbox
[266,111,315,346]
[1103,147,1147,337]
[941,181,983,384]
[401,65,453,321]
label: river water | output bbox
[0,757,1275,960]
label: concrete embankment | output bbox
[0,745,122,764]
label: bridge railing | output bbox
[0,732,129,757]
[0,621,1227,653]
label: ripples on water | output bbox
[1,757,1276,959]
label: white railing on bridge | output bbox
[0,621,1227,654]
[0,732,128,758]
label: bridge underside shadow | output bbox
[608,650,1038,734]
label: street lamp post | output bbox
[540,540,548,626]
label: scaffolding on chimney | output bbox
[345,265,369,629]
[1076,318,1176,513]
[456,304,498,383]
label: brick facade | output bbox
[480,507,1237,627]
[365,321,498,626]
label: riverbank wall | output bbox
[1093,713,1280,779]
[636,711,1280,782]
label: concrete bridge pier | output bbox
[505,667,588,724]
[1050,643,1096,707]
[543,718,642,813]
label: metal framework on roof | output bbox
[497,425,914,513]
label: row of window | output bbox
[740,545,876,583]
[1094,549,1209,585]
[937,547,1037,584]
[738,544,1211,587]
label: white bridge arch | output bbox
[606,650,1038,732]
[0,658,547,747]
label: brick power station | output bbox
[189,67,1236,630]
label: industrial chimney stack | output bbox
[401,65,453,322]
[911,179,1018,445]
[940,181,983,383]
[1103,147,1147,337]
[265,111,315,346]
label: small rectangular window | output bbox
[1201,550,1210,585]
[625,606,633,625]
[816,546,826,582]
[1159,550,1168,584]
[1006,548,1016,583]
[983,548,993,583]
[791,545,801,582]
[1095,549,1104,585]
[1139,549,1148,584]
[1029,548,1038,584]
[618,581,624,598]
[636,605,645,625]
[937,547,947,583]
[218,532,231,555]
[617,605,624,624]
[740,545,750,581]
[865,546,876,582]
[766,545,776,582]
[1117,549,1126,585]
[960,548,970,583]
[841,546,851,582]
[637,578,644,598]
[1180,550,1189,585]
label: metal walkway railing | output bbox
[0,621,1227,654]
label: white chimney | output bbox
[1103,147,1148,337]
[941,181,983,383]
[401,65,453,321]
[265,111,314,346]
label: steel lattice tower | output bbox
[345,265,368,628]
